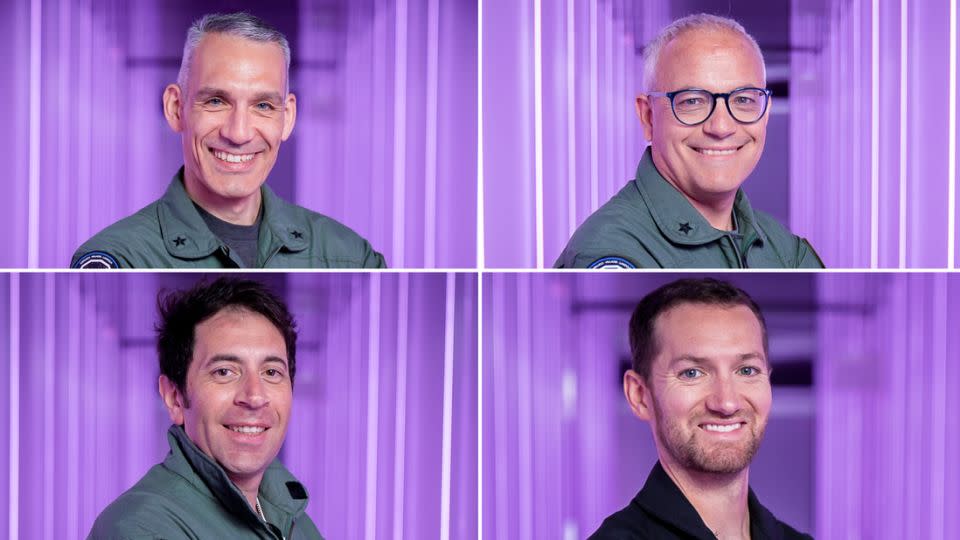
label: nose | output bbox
[235,372,269,409]
[701,98,737,139]
[220,106,255,146]
[704,374,742,416]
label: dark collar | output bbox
[635,461,787,540]
[157,168,310,261]
[164,424,310,526]
[633,148,769,248]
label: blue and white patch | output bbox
[72,251,120,269]
[588,256,636,269]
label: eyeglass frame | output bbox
[645,87,773,126]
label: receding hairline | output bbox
[643,16,766,92]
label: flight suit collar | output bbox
[157,168,310,263]
[164,424,310,531]
[635,461,787,540]
[633,148,769,249]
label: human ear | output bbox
[623,369,653,421]
[158,375,187,425]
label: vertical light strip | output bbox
[476,272,483,540]
[898,0,908,268]
[43,274,55,539]
[930,275,947,538]
[8,274,20,539]
[392,0,409,267]
[439,273,457,539]
[950,0,958,268]
[516,277,532,540]
[28,0,41,267]
[565,0,577,237]
[870,0,880,267]
[391,274,410,540]
[533,0,545,268]
[364,274,382,540]
[477,0,485,269]
[424,0,439,268]
[589,1,599,210]
[492,275,508,540]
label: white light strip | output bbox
[439,273,456,540]
[898,0,908,268]
[28,0,41,267]
[589,1,599,210]
[566,0,577,238]
[950,0,958,268]
[534,0,545,268]
[476,272,483,540]
[870,0,879,268]
[364,274,382,540]
[476,0,485,269]
[392,0,409,268]
[8,274,20,540]
[43,274,54,539]
[392,275,409,540]
[424,0,439,268]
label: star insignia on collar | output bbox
[678,222,693,235]
[291,230,303,239]
[173,236,186,247]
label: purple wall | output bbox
[0,272,478,539]
[482,272,959,539]
[3,0,478,268]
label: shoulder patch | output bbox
[588,256,636,269]
[72,251,120,269]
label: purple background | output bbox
[0,272,478,539]
[2,0,478,269]
[481,0,960,268]
[482,272,960,539]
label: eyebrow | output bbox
[202,354,288,369]
[194,87,284,104]
[668,352,765,368]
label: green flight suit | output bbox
[87,425,324,540]
[554,148,824,269]
[71,168,386,269]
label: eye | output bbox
[206,97,225,106]
[678,368,704,380]
[679,97,705,107]
[212,367,235,378]
[263,367,286,381]
[737,366,761,376]
[255,102,277,111]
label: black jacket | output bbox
[589,462,813,539]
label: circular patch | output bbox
[73,251,120,269]
[588,256,636,269]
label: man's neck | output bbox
[183,172,263,226]
[685,196,736,231]
[229,472,265,519]
[660,458,752,540]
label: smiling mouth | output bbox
[226,425,268,435]
[210,148,257,164]
[700,422,745,433]
[692,145,744,156]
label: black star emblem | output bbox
[291,230,303,239]
[173,236,186,247]
[678,222,693,235]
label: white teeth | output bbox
[229,426,266,434]
[697,148,737,156]
[702,423,741,433]
[213,150,255,163]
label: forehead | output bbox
[651,303,764,365]
[192,307,286,359]
[186,32,287,93]
[654,28,764,91]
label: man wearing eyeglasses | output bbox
[555,14,823,269]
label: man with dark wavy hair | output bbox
[88,277,323,539]
[590,278,811,539]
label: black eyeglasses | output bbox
[646,87,773,126]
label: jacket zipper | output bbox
[728,234,747,268]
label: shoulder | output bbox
[751,210,824,269]
[275,200,387,268]
[587,500,658,539]
[87,477,191,539]
[555,182,662,268]
[72,202,163,268]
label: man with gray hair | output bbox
[72,12,385,268]
[556,14,822,269]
